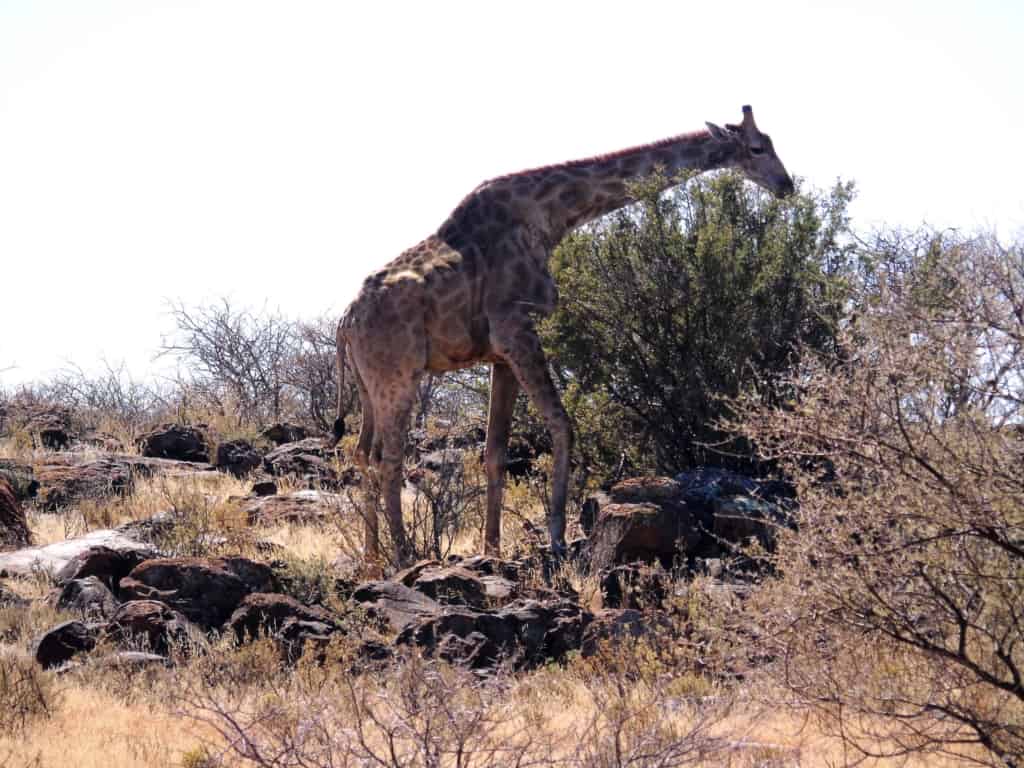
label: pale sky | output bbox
[1,0,1021,386]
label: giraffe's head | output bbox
[706,105,794,197]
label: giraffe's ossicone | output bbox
[334,105,794,570]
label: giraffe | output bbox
[334,105,794,568]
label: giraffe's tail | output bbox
[332,322,348,446]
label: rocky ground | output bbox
[0,418,828,767]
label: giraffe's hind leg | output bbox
[484,363,519,556]
[370,376,420,568]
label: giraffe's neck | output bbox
[503,130,737,246]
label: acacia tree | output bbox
[159,300,356,431]
[542,171,855,477]
[732,232,1024,766]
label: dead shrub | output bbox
[0,649,57,736]
[730,231,1024,766]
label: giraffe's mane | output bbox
[484,128,710,185]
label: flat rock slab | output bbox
[0,529,156,578]
[238,489,344,525]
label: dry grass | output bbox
[0,679,209,768]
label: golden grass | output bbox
[0,680,210,768]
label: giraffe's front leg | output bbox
[491,321,571,557]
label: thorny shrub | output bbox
[0,650,56,736]
[730,232,1024,766]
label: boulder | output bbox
[137,423,210,463]
[120,455,216,478]
[396,607,517,669]
[251,479,278,497]
[588,502,698,572]
[585,477,704,571]
[34,457,133,510]
[119,556,276,628]
[600,564,668,610]
[0,459,39,501]
[0,478,30,550]
[396,597,591,670]
[259,423,310,446]
[238,489,342,525]
[0,583,29,608]
[32,411,72,450]
[351,580,442,632]
[33,620,100,668]
[228,592,341,643]
[0,528,155,578]
[409,566,486,608]
[215,439,263,478]
[498,598,590,664]
[712,496,780,550]
[55,576,120,620]
[263,438,341,488]
[276,617,340,662]
[105,600,206,655]
[54,544,156,589]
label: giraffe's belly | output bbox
[424,313,494,372]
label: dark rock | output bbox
[137,423,210,463]
[263,438,342,488]
[712,496,781,549]
[589,501,699,572]
[105,600,205,654]
[396,597,591,670]
[0,459,39,501]
[55,545,156,590]
[410,566,486,608]
[277,617,338,662]
[351,580,442,632]
[396,607,517,668]
[34,457,133,510]
[600,564,668,610]
[56,576,120,619]
[39,424,71,450]
[228,592,340,643]
[119,455,216,478]
[0,583,29,608]
[119,556,275,628]
[260,423,310,446]
[215,439,263,478]
[455,555,522,582]
[499,598,590,664]
[674,468,759,509]
[392,559,443,587]
[0,478,30,550]
[251,480,278,497]
[34,620,100,668]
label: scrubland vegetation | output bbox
[1,172,1021,767]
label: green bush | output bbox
[542,170,855,477]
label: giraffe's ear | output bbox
[705,122,730,141]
